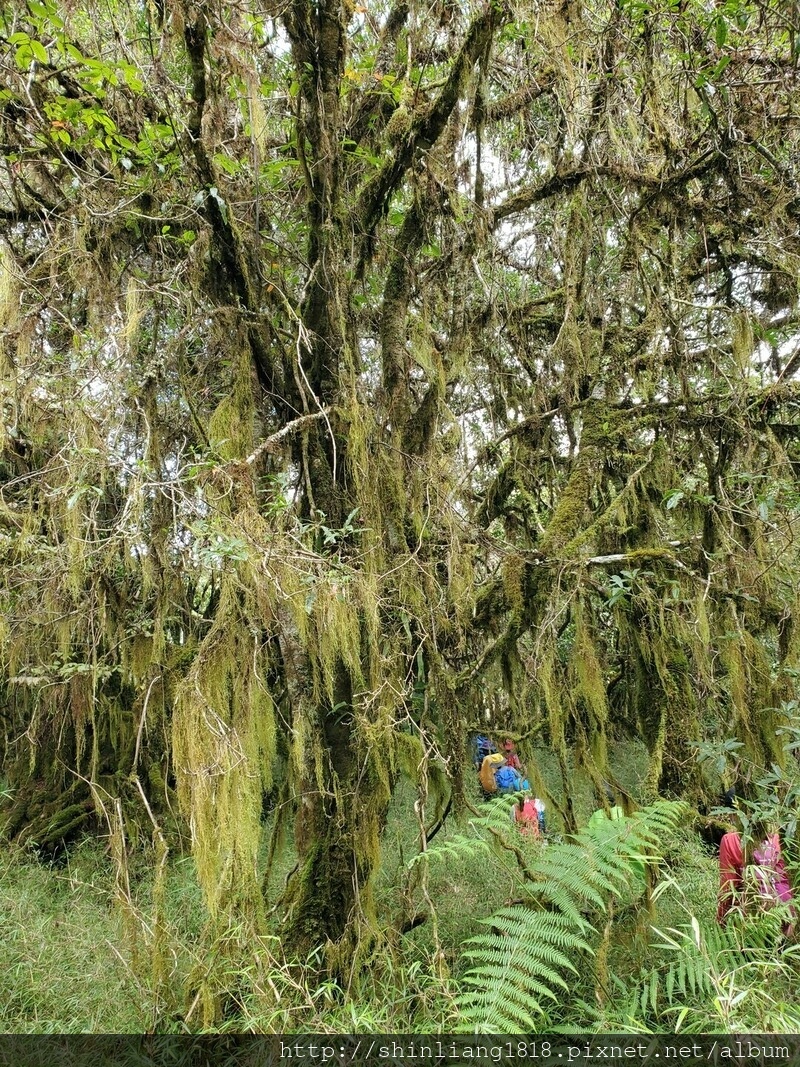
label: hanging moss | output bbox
[716,605,783,769]
[538,644,577,831]
[540,402,608,557]
[207,330,257,465]
[571,599,610,773]
[173,576,276,922]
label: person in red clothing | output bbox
[513,793,546,837]
[717,818,795,931]
[501,738,523,772]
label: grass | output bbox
[0,842,145,1032]
[0,738,796,1033]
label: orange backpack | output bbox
[479,753,505,793]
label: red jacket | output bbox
[717,830,794,925]
[717,831,744,925]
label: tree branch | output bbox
[243,410,331,466]
[355,0,508,251]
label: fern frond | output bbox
[455,800,689,1033]
[408,831,490,868]
[455,994,541,1034]
[456,909,590,1032]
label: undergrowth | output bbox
[1,739,798,1033]
[0,843,145,1032]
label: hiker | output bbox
[500,738,523,773]
[479,752,506,796]
[587,789,646,889]
[717,817,795,931]
[472,733,497,770]
[479,751,528,798]
[587,783,629,827]
[513,793,546,836]
[494,760,524,794]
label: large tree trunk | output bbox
[286,661,391,960]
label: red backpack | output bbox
[514,798,542,836]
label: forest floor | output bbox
[0,741,797,1033]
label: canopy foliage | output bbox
[1,0,800,1001]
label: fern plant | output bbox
[443,798,688,1032]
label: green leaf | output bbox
[711,55,731,78]
[15,44,34,68]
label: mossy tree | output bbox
[2,0,800,997]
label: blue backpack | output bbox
[472,734,496,769]
[495,765,521,793]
